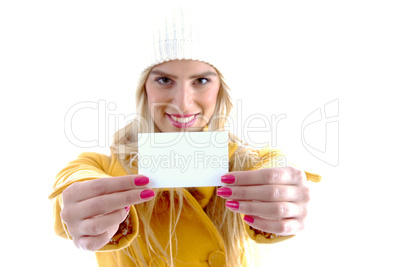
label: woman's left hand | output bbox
[217,166,310,236]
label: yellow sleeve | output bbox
[243,146,321,244]
[48,152,139,251]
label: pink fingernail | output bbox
[217,187,232,197]
[140,189,155,199]
[134,176,149,186]
[221,175,235,184]
[225,200,239,210]
[243,215,254,224]
[125,206,130,212]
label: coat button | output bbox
[208,250,226,266]
[149,256,168,267]
[154,195,169,213]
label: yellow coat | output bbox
[49,141,320,266]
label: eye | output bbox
[194,78,209,85]
[156,77,172,85]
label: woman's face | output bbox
[145,60,220,132]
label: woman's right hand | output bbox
[60,175,154,251]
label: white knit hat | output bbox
[141,2,225,74]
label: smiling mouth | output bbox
[166,113,198,128]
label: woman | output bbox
[49,4,320,267]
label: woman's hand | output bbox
[217,167,310,236]
[60,175,155,251]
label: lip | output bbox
[166,113,198,128]
[169,113,197,118]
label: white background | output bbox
[1,1,401,266]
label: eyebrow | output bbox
[149,70,217,79]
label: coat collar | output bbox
[187,186,216,209]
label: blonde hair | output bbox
[110,62,268,266]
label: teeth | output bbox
[171,115,195,123]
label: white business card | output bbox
[138,131,228,188]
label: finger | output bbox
[225,201,306,219]
[77,207,129,236]
[63,175,149,204]
[217,185,308,202]
[74,230,115,251]
[73,189,155,220]
[221,167,306,186]
[243,216,303,236]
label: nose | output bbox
[171,82,194,113]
